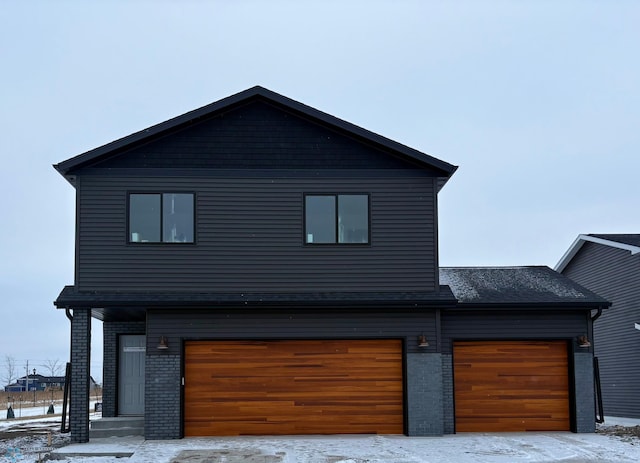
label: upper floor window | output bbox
[129,193,194,243]
[305,194,369,244]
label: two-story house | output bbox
[557,234,640,420]
[54,86,609,443]
[4,374,97,392]
[5,373,65,392]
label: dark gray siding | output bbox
[563,242,640,418]
[92,100,432,171]
[145,309,437,355]
[76,174,438,292]
[440,310,590,353]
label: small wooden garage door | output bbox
[454,341,570,432]
[184,339,404,436]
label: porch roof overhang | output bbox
[54,285,458,322]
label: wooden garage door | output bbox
[184,339,404,436]
[454,341,570,432]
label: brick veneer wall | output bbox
[70,308,91,443]
[144,354,181,439]
[574,351,596,432]
[406,353,443,435]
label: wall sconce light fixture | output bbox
[418,335,429,348]
[157,336,169,350]
[577,335,591,348]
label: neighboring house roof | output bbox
[14,374,65,383]
[439,266,610,308]
[555,234,640,272]
[54,86,458,187]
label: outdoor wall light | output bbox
[418,335,429,348]
[157,336,169,350]
[577,335,591,348]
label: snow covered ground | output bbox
[3,408,640,463]
[51,431,640,463]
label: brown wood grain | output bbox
[184,339,404,436]
[454,340,570,432]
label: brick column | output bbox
[70,308,91,443]
[574,351,596,432]
[441,354,455,434]
[406,353,444,435]
[145,354,181,439]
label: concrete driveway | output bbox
[52,430,640,463]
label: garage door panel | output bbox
[456,417,570,433]
[454,341,570,432]
[184,339,404,436]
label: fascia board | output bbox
[555,234,640,272]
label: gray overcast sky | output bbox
[1,1,639,382]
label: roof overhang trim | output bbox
[555,234,640,272]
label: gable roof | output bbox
[440,266,610,308]
[555,234,640,272]
[54,86,457,186]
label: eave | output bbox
[555,234,640,273]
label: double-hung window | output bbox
[305,194,369,244]
[129,193,194,243]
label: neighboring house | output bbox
[53,86,609,443]
[5,374,98,392]
[5,374,65,392]
[556,234,640,419]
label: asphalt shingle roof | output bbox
[439,266,610,307]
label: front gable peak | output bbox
[54,86,457,185]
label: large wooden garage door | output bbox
[184,339,404,436]
[454,340,570,432]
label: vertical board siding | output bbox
[563,242,640,418]
[77,174,437,292]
